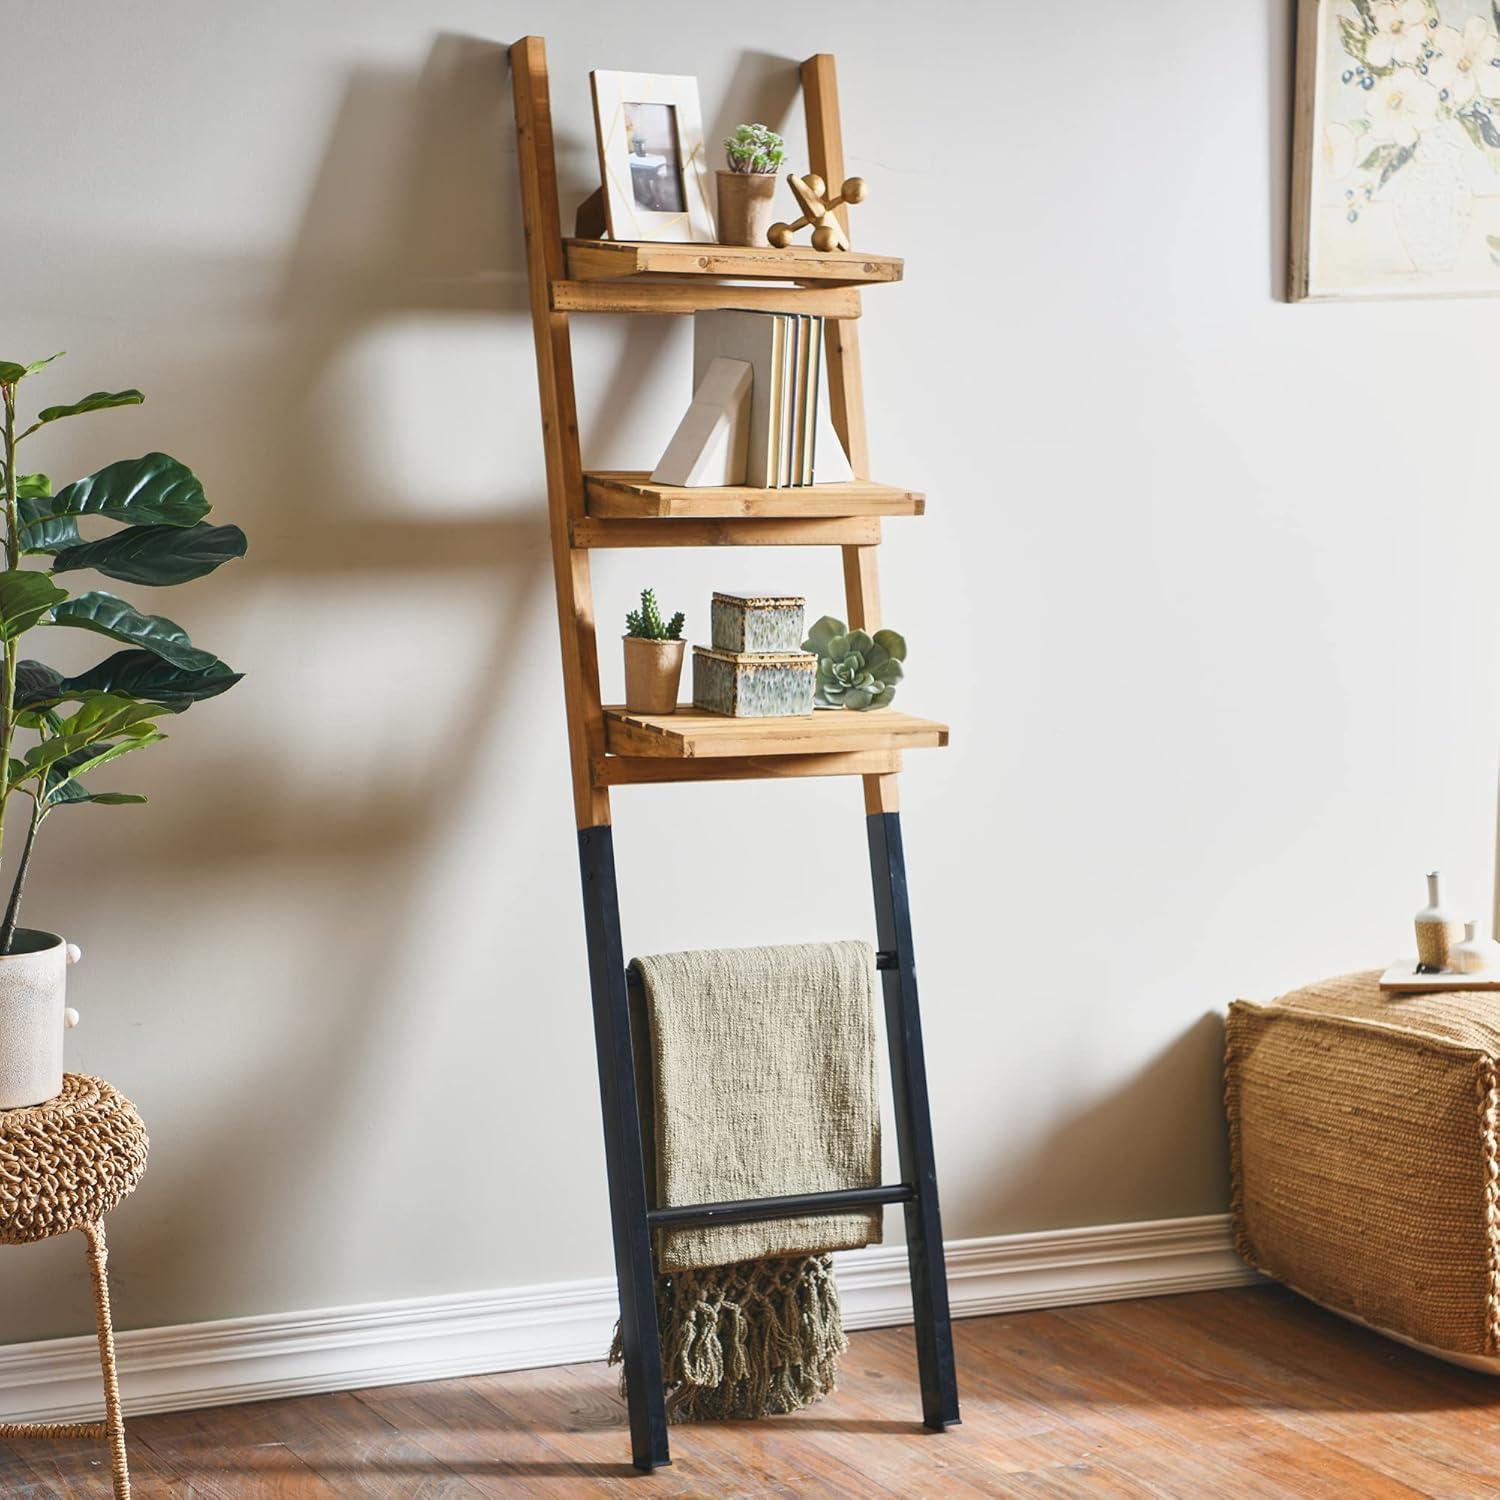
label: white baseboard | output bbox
[0,1213,1254,1424]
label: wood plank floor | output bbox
[6,1285,1500,1497]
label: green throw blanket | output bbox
[612,941,881,1420]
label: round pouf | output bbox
[0,1074,148,1244]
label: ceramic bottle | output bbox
[1415,871,1462,971]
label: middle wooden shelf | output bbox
[604,705,950,759]
[584,470,925,519]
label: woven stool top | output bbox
[0,1075,148,1244]
[1253,969,1500,1055]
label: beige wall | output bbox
[5,0,1497,1344]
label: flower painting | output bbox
[1292,0,1500,298]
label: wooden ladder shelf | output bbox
[510,36,961,1472]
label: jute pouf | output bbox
[0,1074,148,1497]
[1227,973,1500,1369]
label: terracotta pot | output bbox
[0,930,82,1109]
[623,637,686,714]
[716,171,778,247]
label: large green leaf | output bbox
[38,453,208,532]
[18,493,82,554]
[0,571,68,641]
[13,480,81,556]
[49,591,218,670]
[14,661,63,709]
[34,390,143,426]
[58,649,241,711]
[53,522,246,586]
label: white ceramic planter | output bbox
[0,930,81,1110]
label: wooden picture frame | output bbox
[1291,0,1500,301]
[589,71,716,244]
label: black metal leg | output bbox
[577,825,671,1472]
[867,811,961,1430]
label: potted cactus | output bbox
[804,616,906,711]
[0,353,245,1106]
[717,124,786,247]
[623,589,686,714]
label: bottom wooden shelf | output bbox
[603,705,950,760]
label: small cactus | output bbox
[625,588,685,641]
[724,123,787,175]
[803,615,906,711]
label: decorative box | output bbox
[710,593,806,655]
[692,647,815,717]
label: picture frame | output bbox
[1291,0,1500,301]
[589,70,716,244]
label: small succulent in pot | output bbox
[625,588,684,641]
[623,589,686,715]
[723,124,786,175]
[803,615,906,711]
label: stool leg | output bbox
[81,1221,130,1500]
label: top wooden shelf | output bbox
[565,239,904,286]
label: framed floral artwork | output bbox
[1291,0,1500,299]
[589,71,716,244]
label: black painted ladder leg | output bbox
[577,825,672,1471]
[867,811,961,1430]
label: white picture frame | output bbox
[589,70,716,244]
[1291,0,1500,301]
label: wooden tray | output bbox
[1379,960,1500,993]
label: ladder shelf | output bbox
[566,237,904,285]
[584,470,924,519]
[604,705,950,759]
[511,34,960,1473]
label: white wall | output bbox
[4,0,1497,1345]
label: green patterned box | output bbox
[692,647,816,717]
[710,593,806,654]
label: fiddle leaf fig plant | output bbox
[803,615,906,711]
[0,354,245,952]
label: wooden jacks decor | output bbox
[768,172,867,251]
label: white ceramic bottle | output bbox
[1450,921,1500,977]
[1415,871,1462,971]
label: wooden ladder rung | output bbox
[647,1183,916,1229]
[551,279,862,318]
[572,516,881,547]
[593,751,902,786]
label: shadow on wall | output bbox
[65,33,562,1322]
[108,35,831,1323]
[953,1014,1233,1235]
[22,34,849,1331]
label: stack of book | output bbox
[652,309,853,489]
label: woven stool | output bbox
[0,1074,148,1498]
[1228,972,1500,1370]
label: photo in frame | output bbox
[1291,0,1500,300]
[590,70,716,243]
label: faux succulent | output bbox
[625,588,684,641]
[724,124,786,175]
[803,615,906,711]
[0,353,246,950]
